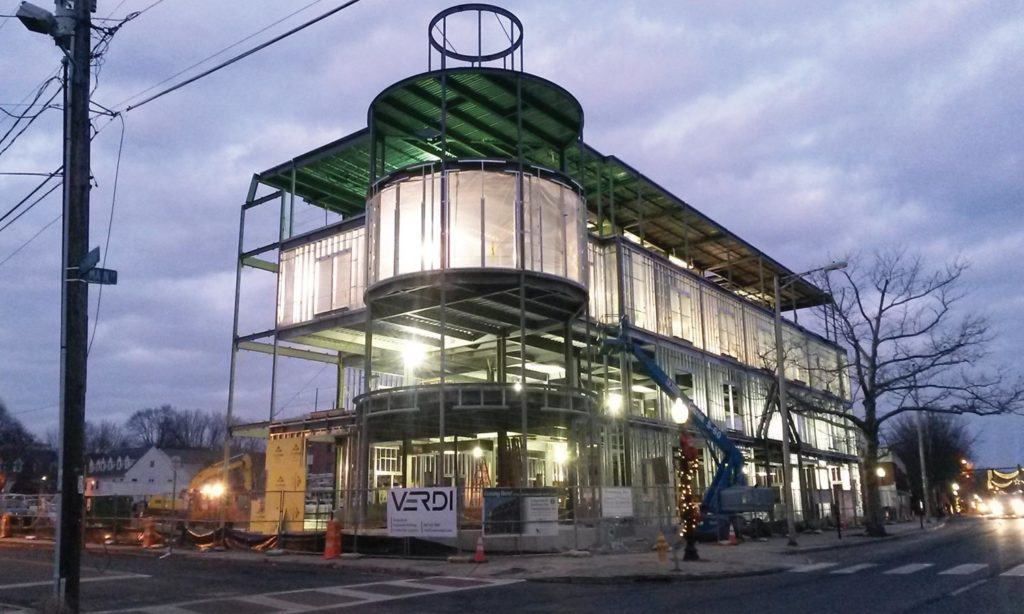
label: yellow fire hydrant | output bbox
[655,530,669,562]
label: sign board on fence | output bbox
[601,487,634,518]
[522,493,559,536]
[483,488,521,535]
[386,487,457,538]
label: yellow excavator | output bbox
[149,454,258,520]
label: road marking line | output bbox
[235,594,310,612]
[1000,563,1024,577]
[0,573,149,591]
[789,563,838,573]
[830,563,876,575]
[94,577,523,613]
[885,563,934,575]
[949,579,988,596]
[939,564,987,576]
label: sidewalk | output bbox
[166,520,949,584]
[0,519,948,585]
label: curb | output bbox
[527,566,790,584]
[775,521,949,555]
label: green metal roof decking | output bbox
[255,67,829,311]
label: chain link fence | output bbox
[0,485,859,555]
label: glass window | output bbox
[396,179,423,275]
[482,172,517,269]
[315,255,333,314]
[377,185,396,280]
[333,250,352,309]
[718,303,741,359]
[449,170,483,268]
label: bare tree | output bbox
[0,399,35,448]
[886,414,974,515]
[808,249,1024,535]
[84,420,129,455]
[126,405,228,449]
[125,405,174,447]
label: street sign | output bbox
[79,247,100,273]
[82,267,117,285]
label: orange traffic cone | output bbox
[474,535,487,563]
[727,522,738,546]
[141,517,159,548]
[324,519,341,560]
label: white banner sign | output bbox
[601,487,634,518]
[386,487,458,538]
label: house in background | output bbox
[0,445,56,494]
[85,447,219,501]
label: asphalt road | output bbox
[1,517,1021,613]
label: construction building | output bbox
[228,5,861,544]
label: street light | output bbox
[774,260,846,547]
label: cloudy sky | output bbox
[1,1,1022,466]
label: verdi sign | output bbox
[386,487,458,538]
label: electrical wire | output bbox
[87,113,125,356]
[0,212,61,268]
[0,180,61,234]
[124,0,364,112]
[0,77,60,155]
[0,85,62,161]
[0,167,62,227]
[113,0,326,111]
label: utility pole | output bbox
[55,0,92,611]
[916,412,932,521]
[910,364,931,524]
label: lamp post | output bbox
[774,261,846,547]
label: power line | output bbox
[0,84,62,160]
[113,0,326,110]
[88,113,126,356]
[125,0,365,112]
[0,212,60,268]
[0,167,62,227]
[0,179,61,234]
[0,77,60,153]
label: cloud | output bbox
[1,0,1021,466]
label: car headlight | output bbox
[989,499,1005,516]
[1011,498,1024,516]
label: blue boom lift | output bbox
[602,321,772,536]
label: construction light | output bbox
[606,393,622,415]
[875,467,886,478]
[513,380,523,393]
[552,443,569,466]
[402,339,427,369]
[472,446,483,459]
[671,398,689,424]
[200,482,225,498]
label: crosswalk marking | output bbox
[831,563,877,575]
[885,563,934,575]
[95,576,522,614]
[789,563,839,573]
[785,560,1024,578]
[940,564,987,576]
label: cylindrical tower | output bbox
[355,5,595,506]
